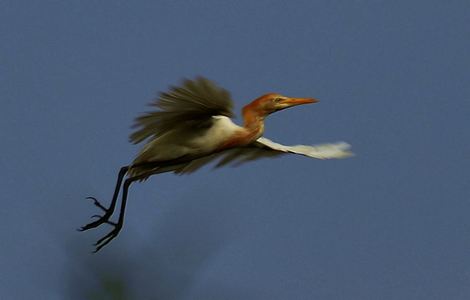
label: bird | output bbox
[80,77,353,252]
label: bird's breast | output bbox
[190,115,244,152]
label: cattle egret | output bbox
[80,77,353,252]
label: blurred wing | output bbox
[130,77,235,144]
[174,137,353,174]
[254,137,354,159]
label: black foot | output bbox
[78,197,113,231]
[93,223,122,253]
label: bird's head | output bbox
[247,93,318,116]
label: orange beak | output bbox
[277,97,319,110]
[284,97,318,105]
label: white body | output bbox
[191,116,243,150]
[136,115,243,162]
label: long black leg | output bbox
[82,159,193,252]
[92,174,145,252]
[79,166,129,231]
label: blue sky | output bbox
[1,1,469,299]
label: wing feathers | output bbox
[130,77,234,144]
[172,137,353,175]
[256,137,354,159]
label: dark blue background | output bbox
[1,1,469,299]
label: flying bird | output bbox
[80,77,353,252]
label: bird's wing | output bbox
[253,137,354,159]
[130,77,235,144]
[174,137,353,174]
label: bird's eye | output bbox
[274,97,283,103]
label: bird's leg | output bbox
[79,166,129,231]
[83,161,179,252]
[92,174,144,252]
